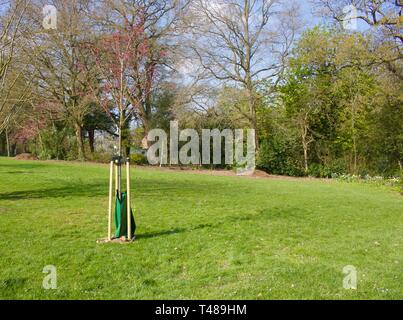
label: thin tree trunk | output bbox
[74,123,85,160]
[247,92,259,151]
[352,135,357,174]
[243,3,258,151]
[118,116,123,158]
[351,97,357,174]
[118,59,124,158]
[5,128,10,157]
[301,122,309,173]
[117,111,124,199]
[122,113,132,158]
[303,144,308,173]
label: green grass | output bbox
[0,157,401,300]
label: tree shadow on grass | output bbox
[0,182,107,201]
[0,176,231,201]
[0,163,48,170]
[134,208,299,241]
[136,228,187,239]
[1,278,28,290]
[136,222,218,240]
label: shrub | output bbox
[130,153,148,165]
[33,128,69,160]
[87,152,112,163]
[308,160,348,178]
[307,163,332,178]
[257,139,304,177]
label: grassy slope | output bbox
[0,158,401,300]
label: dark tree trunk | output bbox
[0,133,5,155]
[88,129,95,154]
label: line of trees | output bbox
[0,0,401,177]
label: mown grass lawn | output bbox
[0,157,401,300]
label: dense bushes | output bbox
[130,153,148,165]
[254,28,402,179]
[257,139,304,177]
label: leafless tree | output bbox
[313,0,402,42]
[312,0,402,79]
[181,0,301,149]
[23,0,97,160]
[0,0,30,134]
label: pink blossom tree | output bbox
[87,16,159,157]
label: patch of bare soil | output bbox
[14,153,39,160]
[252,169,271,178]
[97,237,135,244]
[139,165,315,181]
